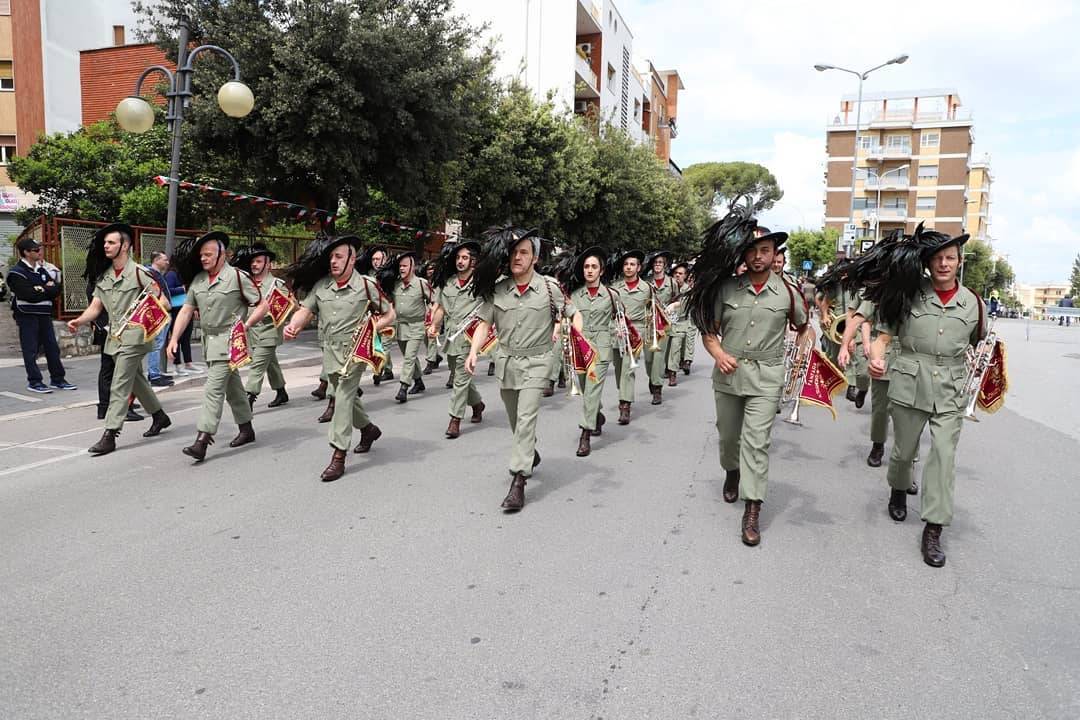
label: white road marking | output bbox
[0,391,44,403]
[0,449,86,478]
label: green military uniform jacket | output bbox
[712,272,808,397]
[301,271,390,373]
[610,278,650,324]
[392,276,432,342]
[476,273,576,390]
[93,257,160,355]
[879,280,985,413]
[569,284,617,354]
[649,275,676,306]
[434,275,479,356]
[248,275,288,349]
[185,266,261,362]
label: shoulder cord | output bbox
[543,277,559,325]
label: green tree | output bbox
[683,161,783,213]
[785,227,839,274]
[1070,253,1080,298]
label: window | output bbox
[882,198,906,210]
[0,60,12,91]
[857,135,873,150]
[113,25,125,46]
[853,197,878,210]
[607,63,615,85]
[916,197,937,211]
[0,0,10,15]
[917,165,939,180]
[0,145,16,165]
[886,134,910,150]
[921,131,940,148]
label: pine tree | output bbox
[1070,253,1080,298]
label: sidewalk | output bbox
[0,328,323,422]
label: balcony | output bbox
[864,143,912,160]
[576,0,602,34]
[865,176,910,190]
[574,52,599,99]
[869,207,909,222]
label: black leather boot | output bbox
[408,378,425,395]
[921,523,946,567]
[395,383,408,403]
[354,423,382,453]
[501,473,527,511]
[268,388,289,407]
[311,380,327,399]
[723,469,740,503]
[317,398,335,423]
[888,489,907,522]
[576,428,592,457]
[89,429,119,456]
[229,421,255,448]
[867,442,885,467]
[247,392,257,410]
[183,432,214,462]
[143,410,172,437]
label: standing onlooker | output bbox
[145,251,174,387]
[5,238,76,393]
[164,260,201,375]
[1060,295,1074,327]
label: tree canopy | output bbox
[683,161,783,213]
[785,227,840,274]
[1070,254,1080,298]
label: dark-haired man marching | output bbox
[234,243,291,410]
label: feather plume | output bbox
[842,223,943,328]
[376,254,400,297]
[284,235,334,295]
[687,195,759,333]
[471,225,525,301]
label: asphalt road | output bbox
[1,318,1077,720]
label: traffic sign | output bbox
[802,260,813,270]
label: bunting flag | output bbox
[976,339,1008,414]
[266,286,296,328]
[126,291,171,343]
[624,318,644,357]
[228,319,252,371]
[345,314,387,377]
[568,324,599,382]
[464,317,498,356]
[796,349,848,420]
[152,176,338,224]
[376,219,454,242]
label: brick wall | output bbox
[80,43,173,126]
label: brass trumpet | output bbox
[614,299,639,369]
[961,316,998,422]
[561,317,584,397]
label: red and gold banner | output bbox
[127,292,171,343]
[625,318,644,356]
[797,349,848,419]
[347,314,388,376]
[568,325,599,382]
[977,339,1008,414]
[266,286,296,328]
[653,302,670,340]
[464,317,498,356]
[228,320,252,371]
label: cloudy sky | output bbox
[458,0,1079,284]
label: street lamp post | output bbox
[115,18,255,258]
[814,54,909,257]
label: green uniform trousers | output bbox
[245,345,285,395]
[848,344,870,391]
[500,387,543,477]
[104,350,162,432]
[397,338,423,384]
[714,392,780,502]
[545,341,562,383]
[327,368,373,451]
[666,330,689,373]
[447,353,482,419]
[644,337,670,386]
[887,403,963,525]
[611,348,637,403]
[577,353,610,431]
[685,325,697,362]
[821,337,840,366]
[197,360,253,434]
[870,378,890,444]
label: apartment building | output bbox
[823,89,973,253]
[0,1,24,249]
[965,154,992,243]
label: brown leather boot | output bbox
[908,479,919,496]
[229,421,255,448]
[470,401,485,423]
[353,422,382,453]
[681,360,691,375]
[557,372,566,389]
[592,411,606,437]
[741,500,762,546]
[317,398,335,423]
[888,489,907,522]
[651,385,662,405]
[618,401,631,425]
[723,469,740,503]
[576,428,592,457]
[88,429,119,456]
[321,447,347,482]
[446,416,461,439]
[395,383,409,403]
[667,370,678,387]
[541,380,555,398]
[867,442,885,467]
[143,410,172,437]
[311,380,327,400]
[183,432,214,462]
[921,523,946,567]
[501,473,527,511]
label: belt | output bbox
[902,350,967,367]
[201,325,232,334]
[500,343,551,358]
[726,347,783,362]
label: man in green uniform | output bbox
[67,223,172,455]
[426,241,485,439]
[365,246,396,386]
[868,229,985,567]
[644,250,675,404]
[567,246,617,457]
[609,249,648,425]
[465,228,581,512]
[384,251,431,403]
[664,261,692,385]
[284,236,395,481]
[420,260,444,376]
[168,232,269,462]
[234,243,291,410]
[691,216,810,547]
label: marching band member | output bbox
[610,249,648,424]
[381,251,432,403]
[420,260,444,376]
[67,223,172,455]
[688,200,810,546]
[283,235,394,481]
[644,250,675,404]
[359,245,396,386]
[426,241,486,439]
[464,227,581,512]
[664,261,692,385]
[233,243,291,410]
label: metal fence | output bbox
[59,224,97,314]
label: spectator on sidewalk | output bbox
[1060,295,1074,327]
[5,238,76,393]
[164,261,201,375]
[145,251,174,387]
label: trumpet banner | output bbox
[228,320,252,371]
[266,286,296,328]
[976,339,1008,414]
[568,325,599,382]
[464,317,498,356]
[625,318,644,356]
[652,303,670,340]
[126,292,171,343]
[797,349,848,420]
[350,315,388,376]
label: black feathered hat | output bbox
[230,241,277,274]
[174,231,230,286]
[471,226,540,301]
[356,244,390,276]
[431,240,480,289]
[753,231,788,252]
[284,235,361,295]
[82,222,136,284]
[645,249,674,272]
[618,249,646,267]
[567,245,606,295]
[920,229,969,260]
[686,195,760,333]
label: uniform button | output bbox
[754,300,758,305]
[932,371,938,377]
[746,340,751,346]
[750,321,755,326]
[938,328,944,334]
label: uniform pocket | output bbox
[947,364,969,410]
[887,356,919,406]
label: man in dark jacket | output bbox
[6,238,75,393]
